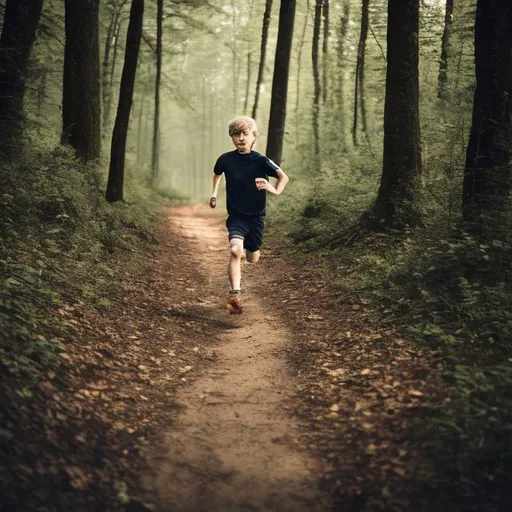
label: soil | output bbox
[2,205,449,512]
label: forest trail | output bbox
[142,206,330,511]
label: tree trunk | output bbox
[62,0,101,161]
[322,0,329,104]
[295,0,310,114]
[151,0,163,179]
[336,1,350,152]
[105,0,144,202]
[462,0,512,231]
[312,0,323,156]
[252,0,273,120]
[371,0,422,228]
[243,0,255,115]
[102,0,128,139]
[438,0,454,99]
[0,0,43,154]
[266,0,296,165]
[352,0,370,146]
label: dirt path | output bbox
[143,206,330,511]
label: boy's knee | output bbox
[246,250,260,263]
[230,239,244,258]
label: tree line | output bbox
[0,0,510,239]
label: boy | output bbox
[209,116,289,314]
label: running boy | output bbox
[209,116,289,314]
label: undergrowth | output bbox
[0,140,172,458]
[273,144,512,510]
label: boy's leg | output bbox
[227,237,244,314]
[228,237,244,292]
[246,249,260,263]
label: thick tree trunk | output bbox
[151,0,163,179]
[438,0,454,99]
[352,0,369,146]
[105,0,144,202]
[462,0,512,231]
[0,0,43,154]
[322,0,329,104]
[266,0,296,165]
[252,0,273,120]
[62,0,101,161]
[371,0,422,228]
[312,0,323,156]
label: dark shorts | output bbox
[226,214,265,252]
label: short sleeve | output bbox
[213,156,224,176]
[262,157,279,178]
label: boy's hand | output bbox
[255,178,270,191]
[255,178,277,194]
[209,196,217,208]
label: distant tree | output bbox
[352,0,370,146]
[0,0,43,154]
[151,0,163,179]
[106,0,144,202]
[371,0,422,228]
[252,0,273,120]
[322,0,329,104]
[336,1,350,152]
[438,0,454,99]
[311,0,323,156]
[62,0,101,161]
[266,0,296,165]
[462,0,512,232]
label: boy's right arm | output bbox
[210,174,222,208]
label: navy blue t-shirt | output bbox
[214,150,279,216]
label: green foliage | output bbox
[0,137,161,429]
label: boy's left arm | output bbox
[255,168,289,195]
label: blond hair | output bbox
[228,116,258,137]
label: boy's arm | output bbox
[209,173,222,208]
[255,168,289,196]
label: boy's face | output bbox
[231,128,256,154]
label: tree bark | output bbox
[352,0,369,146]
[312,0,323,156]
[438,0,454,99]
[62,0,101,161]
[105,0,144,202]
[252,0,273,120]
[462,0,512,231]
[151,0,163,179]
[0,0,43,154]
[266,0,296,165]
[371,0,422,228]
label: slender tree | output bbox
[322,0,329,104]
[0,0,43,154]
[352,0,370,146]
[462,0,512,231]
[151,0,163,179]
[438,0,454,99]
[266,0,296,165]
[106,0,144,202]
[243,0,256,114]
[336,1,350,152]
[62,0,101,161]
[371,0,422,228]
[102,0,128,139]
[252,0,273,120]
[312,0,323,156]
